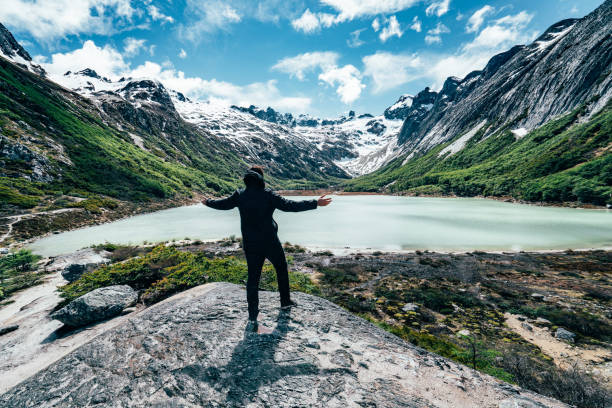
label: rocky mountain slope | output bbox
[0,22,352,223]
[395,2,611,158]
[59,69,405,177]
[346,1,611,206]
[1,282,567,407]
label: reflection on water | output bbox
[27,196,612,257]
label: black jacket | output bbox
[205,171,317,251]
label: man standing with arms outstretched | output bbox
[203,166,332,329]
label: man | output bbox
[203,166,332,326]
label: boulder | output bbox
[0,324,18,336]
[3,283,567,407]
[535,317,552,326]
[50,285,137,327]
[60,259,108,282]
[555,328,576,342]
[402,302,419,312]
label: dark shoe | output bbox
[280,300,298,310]
[246,320,258,333]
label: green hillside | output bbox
[345,100,612,206]
[0,58,335,211]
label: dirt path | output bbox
[0,208,78,245]
[505,313,612,386]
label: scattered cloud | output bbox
[273,51,364,103]
[425,0,451,17]
[372,17,381,32]
[179,0,241,42]
[425,35,441,44]
[291,9,338,33]
[40,40,311,113]
[272,51,339,80]
[148,5,174,24]
[425,22,450,44]
[410,16,422,32]
[347,28,366,48]
[464,11,534,51]
[292,0,421,33]
[318,64,364,103]
[362,52,423,93]
[40,40,129,79]
[179,48,187,59]
[466,5,494,33]
[379,15,403,42]
[123,37,147,57]
[0,0,135,40]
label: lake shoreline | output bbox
[8,193,612,255]
[277,189,610,210]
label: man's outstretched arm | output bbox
[204,190,239,210]
[271,192,332,212]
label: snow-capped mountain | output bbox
[394,1,611,160]
[0,23,45,76]
[58,69,405,176]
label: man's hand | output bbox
[317,194,332,207]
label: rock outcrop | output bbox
[50,285,137,328]
[3,283,566,407]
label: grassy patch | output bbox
[58,244,319,307]
[0,250,42,300]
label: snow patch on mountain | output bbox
[438,120,488,158]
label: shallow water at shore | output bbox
[27,196,612,257]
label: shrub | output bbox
[0,250,42,300]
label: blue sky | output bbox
[1,0,604,117]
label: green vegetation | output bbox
[0,249,42,300]
[68,197,119,214]
[0,58,339,212]
[58,244,319,307]
[345,102,612,206]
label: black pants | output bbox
[244,238,290,320]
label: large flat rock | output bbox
[1,283,566,407]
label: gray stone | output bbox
[402,302,419,312]
[555,328,576,342]
[0,324,18,336]
[530,293,545,301]
[535,317,552,326]
[521,323,533,331]
[2,283,568,407]
[50,285,137,327]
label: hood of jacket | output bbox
[243,170,265,189]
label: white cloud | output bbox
[347,28,366,48]
[321,0,420,21]
[379,15,403,42]
[425,22,449,44]
[291,0,421,33]
[123,37,147,57]
[41,40,311,113]
[372,18,381,32]
[425,0,451,17]
[466,5,494,33]
[362,52,423,93]
[148,5,174,24]
[410,16,422,32]
[0,0,135,40]
[291,9,321,33]
[179,49,188,59]
[273,51,364,104]
[464,11,534,51]
[428,22,450,35]
[271,51,339,80]
[318,65,364,103]
[41,40,128,79]
[291,8,339,33]
[425,35,441,44]
[179,0,241,41]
